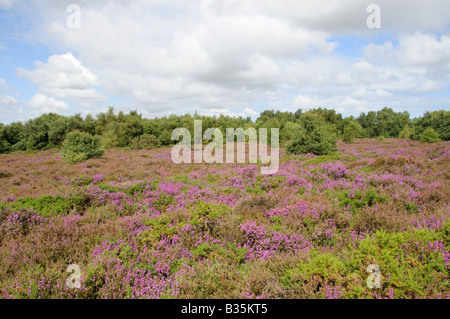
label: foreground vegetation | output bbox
[0,138,448,299]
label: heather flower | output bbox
[323,283,343,299]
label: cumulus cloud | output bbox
[360,33,450,94]
[0,94,18,106]
[2,0,449,121]
[0,79,22,122]
[0,79,18,108]
[241,0,450,34]
[28,93,69,116]
[36,0,338,113]
[376,89,393,97]
[17,53,107,106]
[396,34,450,66]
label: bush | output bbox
[0,130,10,154]
[6,194,91,217]
[11,140,27,151]
[342,131,354,144]
[130,134,160,150]
[287,124,337,156]
[399,126,411,139]
[0,125,9,153]
[62,131,104,163]
[0,139,9,153]
[420,128,441,143]
[342,121,364,144]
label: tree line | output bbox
[0,107,448,158]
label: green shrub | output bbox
[420,128,441,143]
[342,121,364,144]
[11,140,27,151]
[405,201,418,213]
[7,194,91,217]
[342,129,354,144]
[0,139,10,153]
[287,124,337,156]
[377,136,386,141]
[71,175,94,187]
[338,189,388,212]
[158,130,173,146]
[139,216,179,241]
[130,133,160,150]
[62,131,104,163]
[345,229,448,299]
[100,122,130,148]
[0,124,9,153]
[399,126,411,139]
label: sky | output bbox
[0,0,450,124]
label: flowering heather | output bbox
[240,221,313,260]
[0,138,449,299]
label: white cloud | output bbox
[17,53,106,106]
[376,89,393,97]
[359,33,450,94]
[1,0,449,122]
[0,78,9,91]
[28,93,69,116]
[351,88,367,99]
[31,0,340,116]
[241,0,450,34]
[0,80,19,114]
[244,107,258,116]
[396,34,450,66]
[292,95,327,109]
[0,82,23,123]
[340,97,367,107]
[0,0,15,10]
[0,95,18,106]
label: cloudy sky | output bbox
[0,0,449,123]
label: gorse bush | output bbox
[62,131,104,163]
[420,128,441,143]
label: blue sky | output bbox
[1,0,449,124]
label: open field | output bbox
[0,138,449,299]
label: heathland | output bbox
[0,137,448,298]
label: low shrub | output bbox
[62,131,104,163]
[421,128,441,143]
[5,194,91,218]
[338,189,388,212]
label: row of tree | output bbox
[0,107,448,156]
